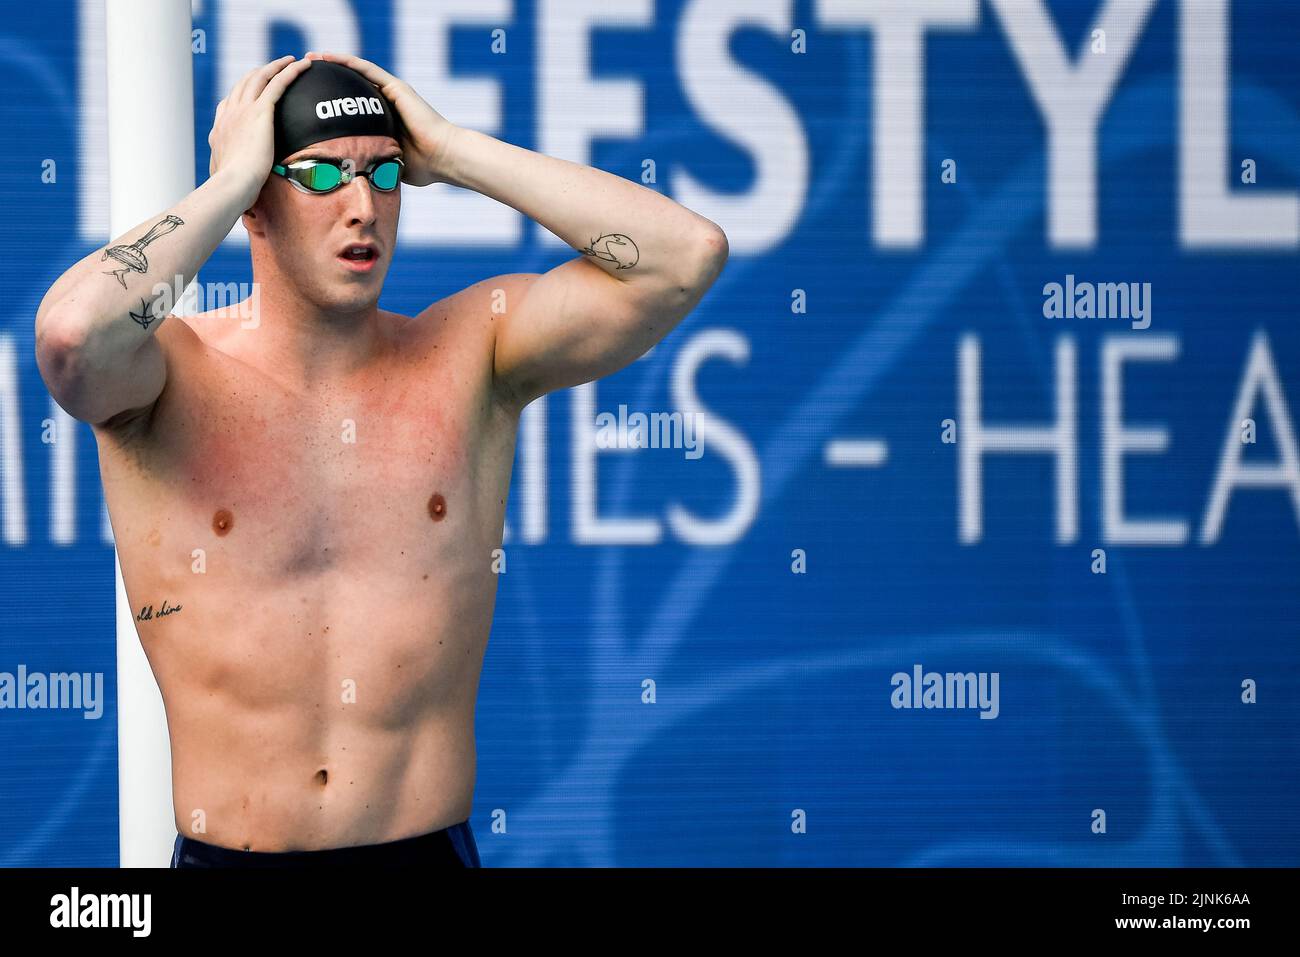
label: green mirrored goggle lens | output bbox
[369,160,402,190]
[302,163,342,191]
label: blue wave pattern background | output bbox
[1,1,1298,866]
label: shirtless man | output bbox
[34,53,727,867]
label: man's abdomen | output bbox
[150,565,491,852]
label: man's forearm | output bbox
[441,126,722,286]
[37,169,255,350]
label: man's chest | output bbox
[103,339,514,580]
[178,374,471,505]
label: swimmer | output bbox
[34,53,727,867]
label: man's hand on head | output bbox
[208,56,314,208]
[305,51,460,187]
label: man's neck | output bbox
[234,280,385,394]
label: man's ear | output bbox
[241,177,277,236]
[242,200,266,237]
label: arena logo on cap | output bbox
[315,96,386,119]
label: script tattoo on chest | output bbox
[135,599,183,622]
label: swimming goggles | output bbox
[271,157,404,194]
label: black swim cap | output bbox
[273,60,400,163]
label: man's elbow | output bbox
[34,313,85,399]
[695,223,729,283]
[671,223,729,298]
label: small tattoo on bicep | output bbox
[102,214,185,288]
[129,298,162,330]
[581,233,639,270]
[136,599,183,622]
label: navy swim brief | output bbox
[170,819,480,868]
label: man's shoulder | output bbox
[423,273,542,316]
[393,275,543,411]
[395,274,540,345]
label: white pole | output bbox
[104,0,196,868]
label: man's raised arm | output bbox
[443,124,728,409]
[34,56,310,428]
[310,51,729,411]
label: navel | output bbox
[212,508,234,536]
[314,768,328,787]
[428,492,447,521]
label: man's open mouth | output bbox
[337,243,380,272]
